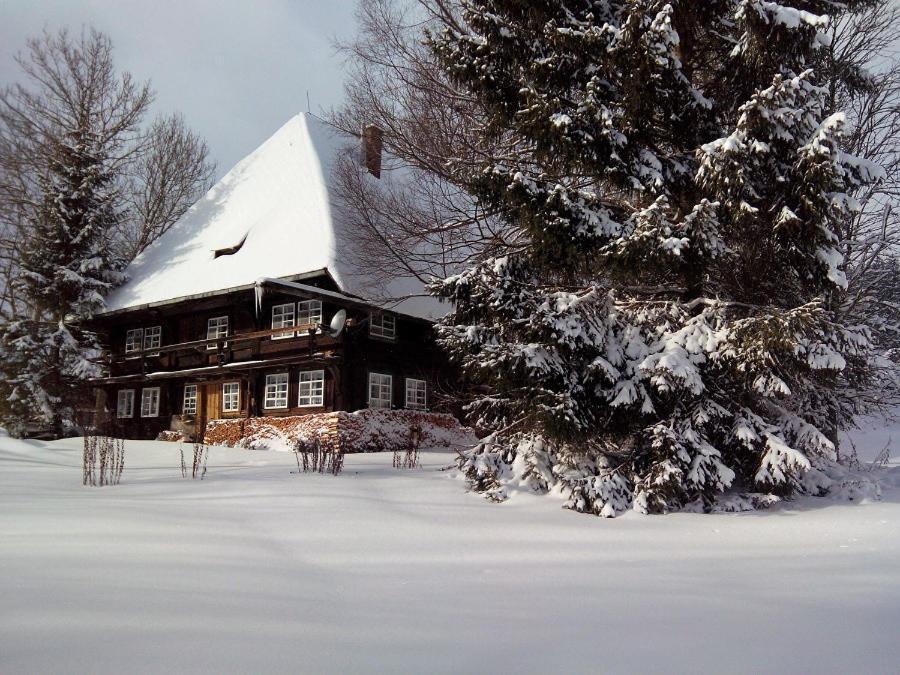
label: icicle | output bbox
[254,279,266,318]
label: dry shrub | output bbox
[393,424,423,470]
[83,433,125,486]
[293,437,344,476]
[180,442,208,479]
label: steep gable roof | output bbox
[102,113,444,320]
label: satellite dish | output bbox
[329,309,348,338]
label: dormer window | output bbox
[369,312,396,340]
[213,233,247,259]
[125,329,143,353]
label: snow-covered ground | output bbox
[1,432,898,674]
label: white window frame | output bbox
[368,372,392,409]
[125,328,143,354]
[143,326,162,355]
[264,373,289,409]
[140,387,161,418]
[183,384,198,416]
[405,378,427,410]
[369,312,396,340]
[271,303,296,339]
[207,316,229,350]
[222,382,240,413]
[298,370,325,407]
[116,389,134,418]
[297,299,323,329]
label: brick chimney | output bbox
[361,124,383,179]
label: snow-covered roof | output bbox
[102,113,445,320]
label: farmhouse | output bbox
[89,114,449,440]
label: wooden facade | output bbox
[90,272,448,440]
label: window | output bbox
[271,303,296,339]
[116,389,134,418]
[368,372,392,409]
[183,384,198,415]
[125,328,143,353]
[222,382,240,413]
[297,300,323,328]
[405,378,427,410]
[141,387,160,417]
[144,326,162,355]
[369,312,396,340]
[264,373,289,409]
[207,316,229,350]
[298,370,325,407]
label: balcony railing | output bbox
[105,322,331,366]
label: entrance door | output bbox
[196,383,222,441]
[205,383,222,420]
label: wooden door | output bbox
[205,383,222,420]
[196,383,222,442]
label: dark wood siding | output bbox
[90,272,452,440]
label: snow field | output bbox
[0,434,898,674]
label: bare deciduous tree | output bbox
[120,112,215,260]
[329,0,513,299]
[0,27,215,320]
[823,0,900,416]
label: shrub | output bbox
[83,433,125,486]
[180,442,208,479]
[293,436,344,476]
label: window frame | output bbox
[297,299,323,329]
[125,328,143,354]
[183,384,198,416]
[369,312,396,340]
[222,381,241,413]
[298,369,325,407]
[143,325,162,355]
[405,378,427,410]
[207,316,229,350]
[264,373,290,409]
[368,372,393,409]
[271,303,296,340]
[116,389,135,418]
[140,387,161,418]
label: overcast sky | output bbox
[0,0,357,177]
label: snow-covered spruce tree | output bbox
[0,130,122,436]
[429,1,884,514]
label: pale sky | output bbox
[0,0,358,176]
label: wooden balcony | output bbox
[95,323,343,384]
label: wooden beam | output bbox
[92,352,341,385]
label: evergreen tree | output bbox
[429,1,884,514]
[0,28,214,437]
[0,130,122,436]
